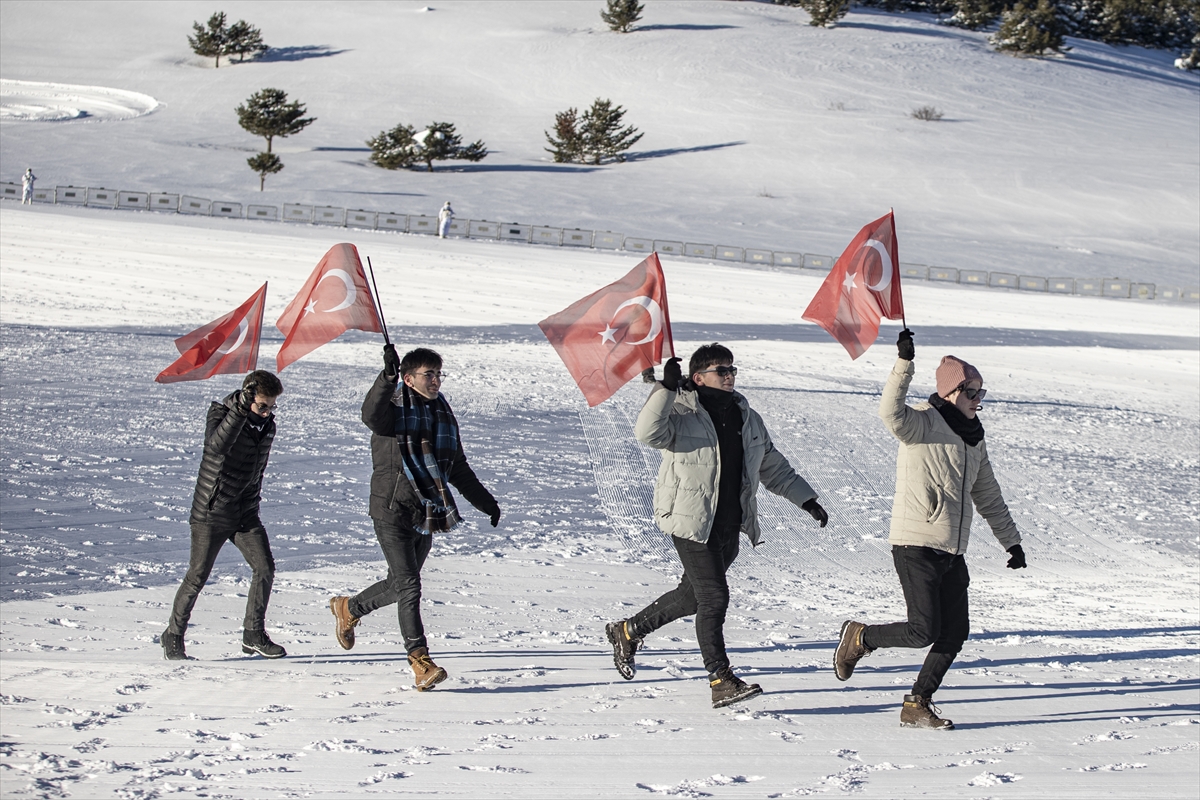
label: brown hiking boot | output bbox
[408,647,448,691]
[834,620,873,681]
[900,694,954,730]
[329,596,359,650]
[710,668,763,709]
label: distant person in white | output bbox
[437,201,453,238]
[21,168,36,204]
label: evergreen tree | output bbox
[580,99,643,164]
[367,124,419,169]
[945,0,1003,29]
[1177,30,1200,68]
[188,12,228,68]
[798,0,852,27]
[601,0,645,32]
[235,89,316,153]
[247,152,283,191]
[366,122,488,171]
[992,0,1071,55]
[544,107,584,163]
[226,20,268,63]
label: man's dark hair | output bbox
[689,343,734,378]
[243,370,283,397]
[400,347,443,376]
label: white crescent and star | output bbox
[843,238,893,293]
[304,269,357,315]
[216,319,248,354]
[598,296,664,346]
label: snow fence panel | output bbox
[654,240,684,256]
[1074,279,1103,296]
[1184,287,1200,301]
[376,213,406,232]
[31,187,53,203]
[57,186,87,205]
[901,263,928,280]
[1157,286,1184,301]
[499,223,532,242]
[211,201,242,218]
[593,231,622,249]
[469,220,499,239]
[745,248,773,265]
[347,210,377,229]
[624,237,653,253]
[150,193,179,212]
[531,226,562,245]
[117,191,149,210]
[989,272,1018,289]
[86,188,118,208]
[314,206,345,226]
[803,253,833,271]
[960,269,987,286]
[1048,277,1073,293]
[1103,279,1131,298]
[284,203,313,223]
[563,229,593,247]
[774,252,801,268]
[408,215,437,234]
[716,245,744,262]
[0,182,18,200]
[685,243,715,259]
[247,204,278,221]
[929,267,958,282]
[446,219,466,236]
[1020,276,1048,292]
[1132,283,1155,300]
[179,196,211,215]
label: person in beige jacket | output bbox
[834,329,1027,730]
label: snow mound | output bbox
[0,79,159,122]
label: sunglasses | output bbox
[958,385,987,400]
[699,366,738,378]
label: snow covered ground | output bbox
[1,2,1198,798]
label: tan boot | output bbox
[329,596,359,651]
[900,694,954,730]
[408,647,448,691]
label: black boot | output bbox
[710,667,763,709]
[242,630,287,659]
[605,620,642,680]
[161,631,190,661]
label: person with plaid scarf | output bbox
[329,345,501,690]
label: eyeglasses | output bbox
[957,385,987,400]
[698,366,738,378]
[410,370,446,380]
[252,401,278,413]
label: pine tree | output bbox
[945,0,1002,29]
[235,89,316,153]
[366,122,488,171]
[247,152,283,191]
[992,0,1071,55]
[367,124,419,169]
[188,12,228,68]
[601,0,645,32]
[798,0,852,27]
[226,20,268,63]
[580,99,643,164]
[544,107,584,163]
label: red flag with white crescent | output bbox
[275,243,382,371]
[155,283,267,383]
[801,211,904,359]
[539,253,675,407]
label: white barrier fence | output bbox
[3,181,1196,303]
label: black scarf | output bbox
[929,393,984,447]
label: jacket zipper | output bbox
[957,442,968,553]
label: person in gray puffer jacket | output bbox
[834,329,1027,731]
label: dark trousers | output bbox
[862,545,971,698]
[629,524,741,675]
[348,518,433,655]
[167,522,276,635]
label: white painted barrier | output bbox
[653,240,684,256]
[469,220,500,239]
[57,186,87,205]
[314,206,345,226]
[179,196,210,215]
[532,227,563,246]
[150,193,179,212]
[1020,276,1048,292]
[347,209,377,229]
[593,231,622,249]
[745,248,772,265]
[1,182,20,200]
[1102,279,1130,298]
[715,246,743,262]
[563,229,593,247]
[284,203,313,223]
[409,215,437,234]
[1075,279,1103,296]
[623,237,652,253]
[1132,283,1154,300]
[86,188,118,207]
[499,223,533,242]
[247,204,278,221]
[988,272,1017,289]
[900,263,927,280]
[212,201,242,218]
[377,213,406,232]
[774,252,801,267]
[1048,277,1073,293]
[118,191,149,209]
[685,243,715,259]
[929,267,958,282]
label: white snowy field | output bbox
[1,203,1198,798]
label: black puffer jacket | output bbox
[361,371,497,526]
[189,392,276,527]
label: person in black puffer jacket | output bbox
[162,370,287,662]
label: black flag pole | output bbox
[365,256,392,345]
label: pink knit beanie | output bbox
[936,355,983,398]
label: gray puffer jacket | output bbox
[880,358,1020,555]
[635,384,817,546]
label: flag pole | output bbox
[890,207,909,331]
[365,256,391,346]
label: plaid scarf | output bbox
[394,386,462,533]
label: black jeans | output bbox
[629,524,741,675]
[862,545,971,698]
[349,518,433,655]
[167,522,276,635]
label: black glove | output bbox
[488,505,501,528]
[897,328,915,361]
[382,343,400,381]
[1006,544,1026,570]
[661,357,683,391]
[237,384,256,413]
[802,498,828,528]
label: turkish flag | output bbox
[802,211,904,359]
[539,253,675,407]
[155,283,267,383]
[275,243,382,371]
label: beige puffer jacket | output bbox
[880,358,1020,555]
[635,384,817,545]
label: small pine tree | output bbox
[366,122,488,171]
[601,0,645,32]
[226,20,268,63]
[236,89,316,153]
[992,0,1071,55]
[799,0,852,27]
[1177,31,1200,69]
[944,0,1002,29]
[188,12,228,68]
[544,107,584,163]
[580,99,643,164]
[367,124,419,169]
[247,152,283,191]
